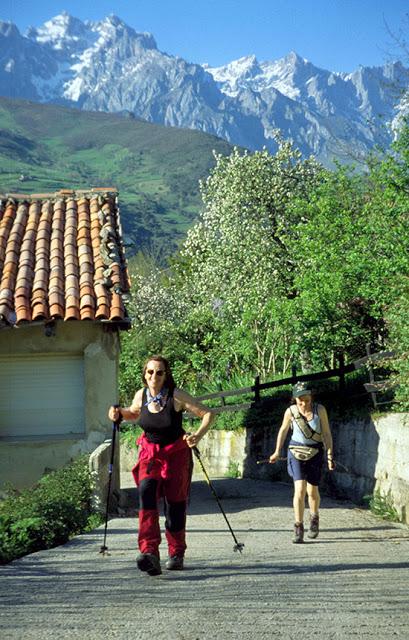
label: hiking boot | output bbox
[307,515,319,539]
[136,553,162,576]
[166,555,184,571]
[293,522,304,544]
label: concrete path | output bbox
[1,477,409,640]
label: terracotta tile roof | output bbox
[0,189,131,327]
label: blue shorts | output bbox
[287,441,324,486]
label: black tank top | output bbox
[138,388,184,446]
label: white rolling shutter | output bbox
[0,354,85,438]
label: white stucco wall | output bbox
[0,321,121,492]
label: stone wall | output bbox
[125,413,406,525]
[119,429,247,480]
[193,429,247,478]
[372,414,409,523]
[245,411,409,524]
[89,436,120,514]
[319,414,409,524]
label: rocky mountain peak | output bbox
[0,21,21,38]
[26,12,90,48]
[91,14,157,50]
[0,14,407,167]
[283,50,308,66]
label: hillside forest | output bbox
[121,127,409,413]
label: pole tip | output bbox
[233,542,245,553]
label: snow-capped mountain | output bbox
[1,12,408,165]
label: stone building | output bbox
[0,188,130,491]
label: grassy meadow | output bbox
[0,96,232,258]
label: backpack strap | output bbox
[289,405,323,443]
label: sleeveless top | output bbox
[289,403,322,446]
[138,388,184,446]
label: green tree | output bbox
[286,167,377,363]
[286,122,409,368]
[385,276,409,410]
[120,124,409,402]
[180,138,322,315]
[174,137,322,378]
[367,121,409,406]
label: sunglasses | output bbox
[146,369,165,376]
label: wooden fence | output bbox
[194,348,395,415]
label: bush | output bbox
[364,490,400,522]
[0,455,102,564]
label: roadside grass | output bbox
[363,490,401,523]
[225,460,241,479]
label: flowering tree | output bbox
[121,124,409,395]
[174,137,322,377]
[180,137,321,313]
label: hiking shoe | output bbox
[307,515,319,539]
[166,555,184,571]
[136,553,162,576]
[293,523,304,544]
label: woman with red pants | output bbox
[108,355,214,576]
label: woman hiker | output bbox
[269,382,335,543]
[108,354,214,575]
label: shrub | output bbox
[120,424,143,449]
[0,455,102,564]
[364,490,401,522]
[225,460,241,478]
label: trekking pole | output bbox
[100,404,121,556]
[257,457,348,472]
[192,446,244,553]
[330,459,348,472]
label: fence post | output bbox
[291,363,297,382]
[338,352,345,393]
[254,375,260,403]
[218,383,226,407]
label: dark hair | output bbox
[142,354,176,392]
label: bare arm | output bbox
[108,388,143,423]
[318,404,335,471]
[174,388,215,448]
[269,408,292,463]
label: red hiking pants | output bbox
[132,435,192,557]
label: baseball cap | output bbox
[292,382,312,398]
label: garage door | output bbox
[0,354,85,438]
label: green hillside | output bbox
[0,97,233,257]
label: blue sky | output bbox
[3,0,409,71]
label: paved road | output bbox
[1,477,409,640]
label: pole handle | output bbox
[112,403,122,429]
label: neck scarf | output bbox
[145,387,168,408]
